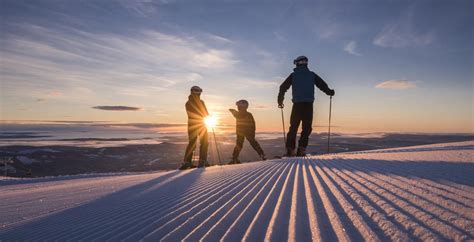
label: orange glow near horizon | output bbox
[1,99,472,134]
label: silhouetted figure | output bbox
[180,86,210,169]
[229,100,266,164]
[278,56,335,156]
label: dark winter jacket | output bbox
[278,65,332,104]
[186,95,209,126]
[230,110,256,136]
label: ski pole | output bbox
[280,107,287,146]
[211,127,222,166]
[327,96,333,154]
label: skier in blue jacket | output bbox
[278,56,335,156]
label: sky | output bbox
[0,0,472,133]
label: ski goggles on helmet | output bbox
[236,99,249,108]
[293,56,308,65]
[190,86,202,94]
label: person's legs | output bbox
[198,125,209,163]
[231,134,245,163]
[298,102,313,155]
[286,103,303,155]
[184,126,198,163]
[246,134,265,157]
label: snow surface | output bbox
[0,141,473,241]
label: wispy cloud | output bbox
[318,22,342,40]
[107,123,186,129]
[92,106,142,111]
[50,120,111,124]
[243,79,278,88]
[374,27,433,48]
[273,31,287,42]
[376,80,417,90]
[0,120,184,128]
[0,120,187,133]
[117,0,167,17]
[1,23,238,103]
[154,111,170,117]
[343,41,362,56]
[253,105,271,110]
[301,6,366,41]
[373,7,434,48]
[31,91,64,102]
[192,49,236,69]
[210,35,233,43]
[229,78,278,90]
[48,91,63,97]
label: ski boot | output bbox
[197,160,210,168]
[228,157,241,165]
[260,154,267,161]
[297,147,306,157]
[179,162,196,170]
[285,148,296,157]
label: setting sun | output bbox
[204,115,218,130]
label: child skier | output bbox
[228,100,266,164]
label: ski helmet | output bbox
[190,86,202,94]
[293,55,308,65]
[235,99,249,109]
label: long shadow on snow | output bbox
[0,172,157,186]
[0,169,204,240]
[351,144,474,155]
[318,158,474,186]
[317,158,474,240]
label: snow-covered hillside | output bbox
[1,141,473,241]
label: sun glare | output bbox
[204,115,218,129]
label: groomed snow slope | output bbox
[1,141,473,241]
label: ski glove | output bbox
[328,89,335,96]
[277,95,284,109]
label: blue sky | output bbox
[0,0,472,133]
